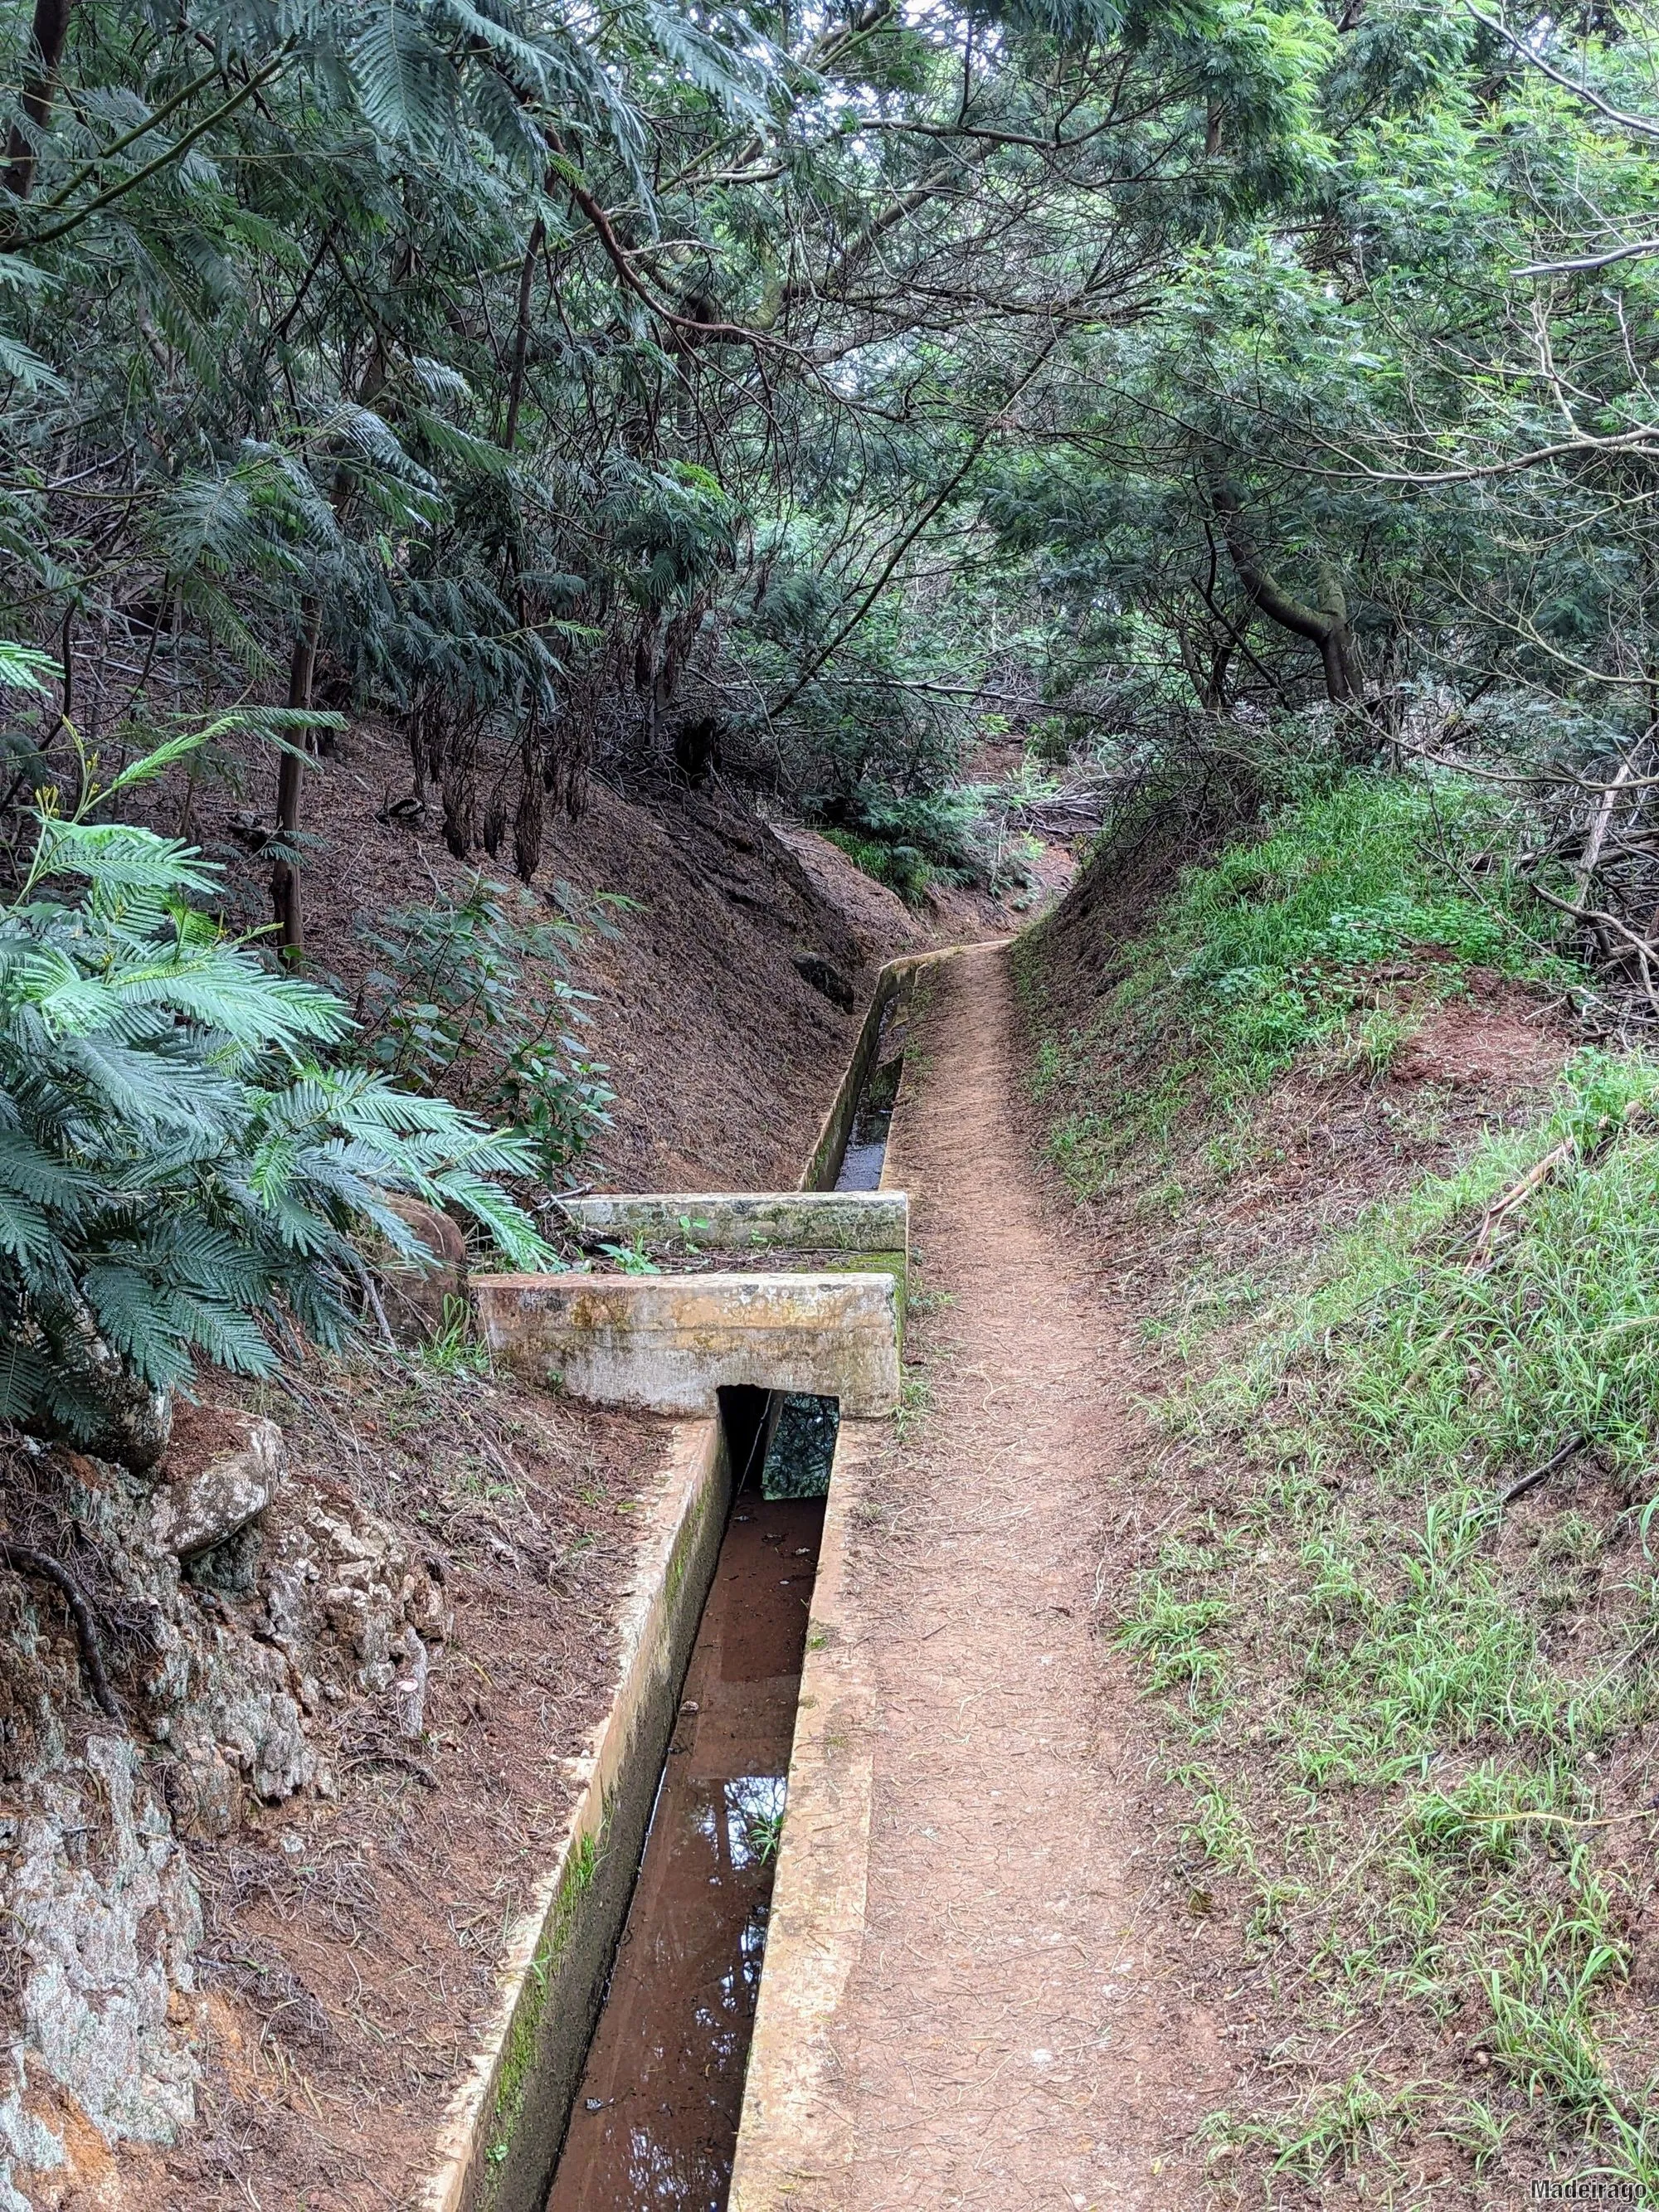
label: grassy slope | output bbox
[1020,773,1659,2203]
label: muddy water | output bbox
[544,1485,824,2212]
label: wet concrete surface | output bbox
[544,1485,825,2212]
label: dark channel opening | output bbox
[542,1390,831,2212]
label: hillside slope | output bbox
[163,720,931,1194]
[1018,775,1659,2204]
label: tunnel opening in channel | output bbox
[542,1388,834,2211]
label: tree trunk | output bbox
[502,216,544,454]
[1205,467,1360,706]
[3,0,74,207]
[271,600,319,963]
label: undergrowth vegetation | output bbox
[1146,1062,1659,2198]
[1029,771,1575,1203]
[356,874,620,1182]
[1024,773,1659,2199]
[820,783,1043,908]
[0,717,550,1438]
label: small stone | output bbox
[392,1626,429,1740]
[153,1412,285,1558]
[376,1196,469,1345]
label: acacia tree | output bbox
[0,0,1337,936]
[975,6,1659,774]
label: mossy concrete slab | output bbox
[558,1189,908,1258]
[474,1271,901,1419]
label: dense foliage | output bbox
[0,696,547,1435]
[0,0,1345,925]
[7,0,1659,950]
[7,0,1659,1346]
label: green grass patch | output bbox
[1022,770,1578,1202]
[1106,1065,1659,2194]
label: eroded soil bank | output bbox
[1016,828,1659,2201]
[2,1360,676,2212]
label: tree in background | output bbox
[0,0,1336,924]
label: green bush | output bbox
[356,876,615,1179]
[0,718,550,1440]
[820,826,937,905]
[820,785,1001,905]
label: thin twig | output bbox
[1497,1437,1583,1510]
[1468,1138,1575,1267]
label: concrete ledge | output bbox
[799,945,996,1191]
[557,1190,908,1259]
[474,1271,901,1419]
[728,1418,883,2211]
[421,1418,732,2212]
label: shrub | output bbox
[0,716,550,1440]
[820,827,937,905]
[356,875,615,1179]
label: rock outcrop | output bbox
[0,1410,450,2206]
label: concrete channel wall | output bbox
[421,1417,734,2212]
[728,1417,883,2211]
[798,954,913,1193]
[727,958,987,2205]
[423,946,966,2210]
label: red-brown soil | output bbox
[1392,979,1569,1091]
[153,1359,671,2212]
[830,946,1234,2209]
[148,723,932,1193]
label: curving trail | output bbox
[823,943,1233,2211]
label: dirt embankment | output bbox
[1027,842,1575,1301]
[1,739,942,2212]
[166,722,931,1193]
[1016,855,1659,2205]
[0,1357,675,2212]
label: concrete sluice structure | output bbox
[421,953,949,2212]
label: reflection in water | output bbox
[834,1048,902,1194]
[545,1490,824,2212]
[834,1133,888,1191]
[760,1394,839,1502]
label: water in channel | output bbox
[543,1465,825,2211]
[834,1052,901,1193]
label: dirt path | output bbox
[832,944,1233,2210]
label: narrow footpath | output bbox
[828,944,1234,2209]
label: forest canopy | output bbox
[4,0,1659,960]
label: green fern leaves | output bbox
[0,727,552,1437]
